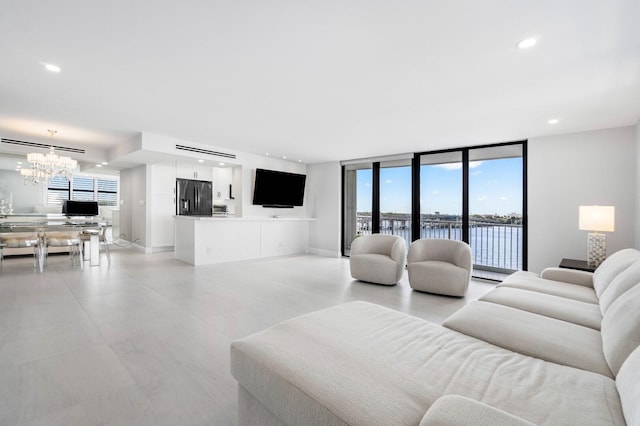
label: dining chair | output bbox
[42,229,84,271]
[80,226,111,265]
[0,231,42,271]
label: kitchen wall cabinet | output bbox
[176,162,213,181]
[212,167,233,200]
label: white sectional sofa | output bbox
[230,249,640,426]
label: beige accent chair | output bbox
[407,238,472,296]
[350,234,406,285]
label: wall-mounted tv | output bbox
[252,168,306,208]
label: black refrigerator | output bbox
[176,178,213,216]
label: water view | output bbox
[356,213,523,271]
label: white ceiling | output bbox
[0,0,639,167]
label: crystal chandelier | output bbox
[21,130,78,184]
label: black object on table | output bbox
[559,258,597,273]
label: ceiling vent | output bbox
[175,144,236,159]
[1,138,85,154]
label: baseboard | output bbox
[307,247,341,258]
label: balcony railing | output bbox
[355,215,523,272]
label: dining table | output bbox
[0,215,109,267]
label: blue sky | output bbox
[357,158,522,215]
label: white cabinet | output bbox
[212,167,233,200]
[148,163,177,249]
[152,163,177,196]
[176,162,212,181]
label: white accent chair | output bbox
[350,234,406,285]
[407,238,472,296]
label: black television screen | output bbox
[62,200,99,216]
[252,168,306,208]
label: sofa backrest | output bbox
[593,248,640,298]
[616,345,640,426]
[601,282,640,376]
[598,259,640,315]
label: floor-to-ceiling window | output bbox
[342,163,373,255]
[342,141,527,273]
[379,159,412,246]
[417,151,463,241]
[468,144,524,271]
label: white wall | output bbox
[147,163,176,251]
[636,120,640,248]
[306,162,342,257]
[0,170,45,213]
[118,165,147,245]
[528,126,636,273]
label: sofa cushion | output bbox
[593,248,640,297]
[480,286,602,330]
[443,301,612,377]
[598,260,640,315]
[616,345,640,426]
[231,301,624,426]
[419,395,535,426]
[601,283,640,376]
[540,267,594,287]
[499,271,598,303]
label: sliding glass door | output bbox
[342,141,526,272]
[379,160,412,246]
[418,151,463,241]
[468,144,524,271]
[416,142,526,273]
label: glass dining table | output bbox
[0,216,109,269]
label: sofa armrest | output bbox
[540,267,594,287]
[419,395,535,426]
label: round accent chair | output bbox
[407,239,472,297]
[349,234,406,285]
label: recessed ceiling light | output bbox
[96,164,102,168]
[44,63,61,73]
[198,159,204,163]
[101,162,108,165]
[517,38,537,49]
[548,118,560,124]
[283,156,287,160]
[265,152,270,156]
[219,162,225,166]
[17,161,22,165]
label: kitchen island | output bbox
[174,215,315,265]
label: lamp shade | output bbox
[579,206,615,232]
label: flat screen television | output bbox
[252,168,306,208]
[62,200,99,216]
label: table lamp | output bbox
[579,206,615,267]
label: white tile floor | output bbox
[0,248,496,425]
